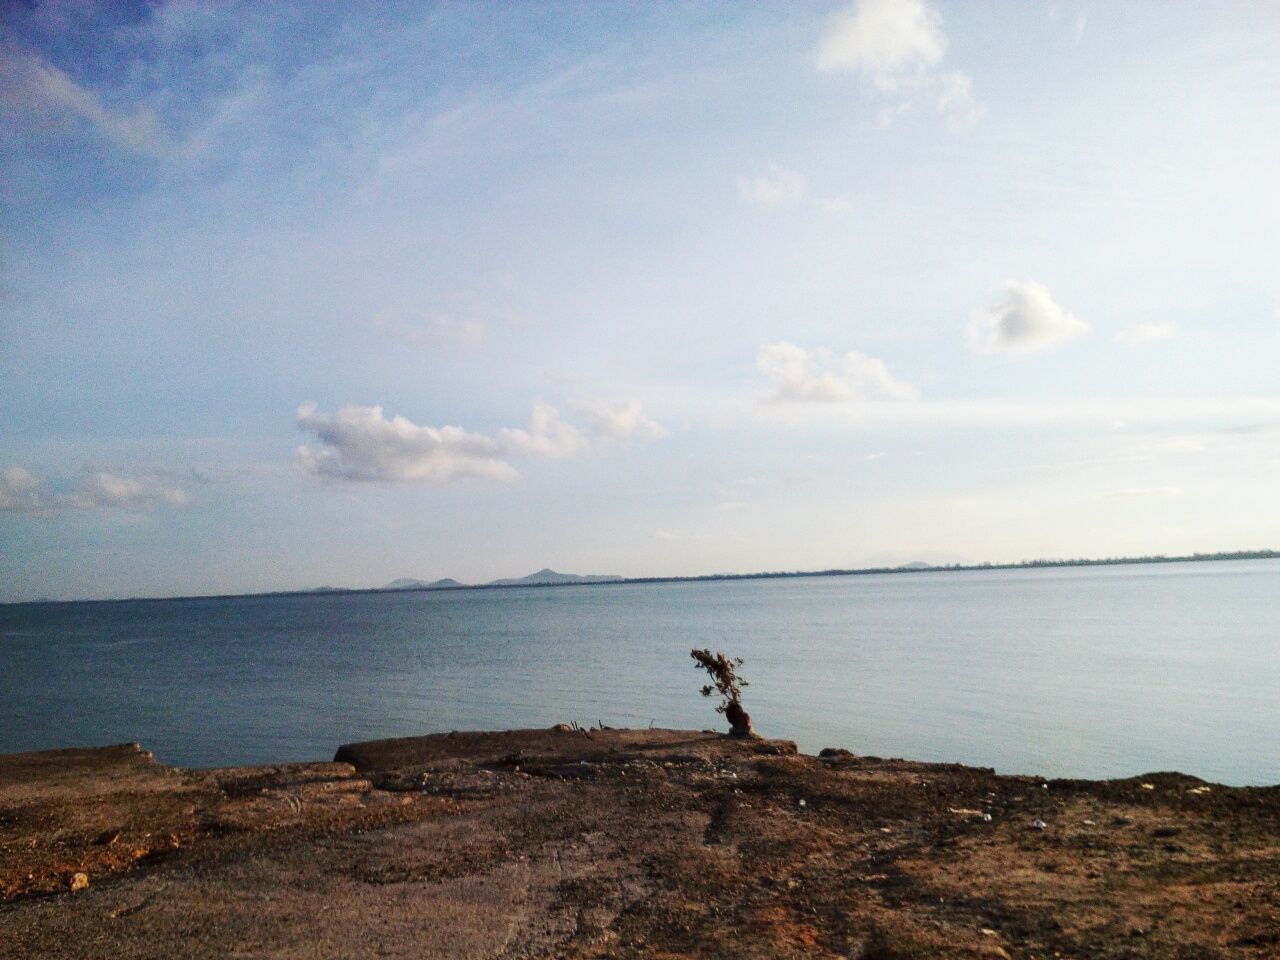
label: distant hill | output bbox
[379,570,621,591]
[381,577,466,591]
[486,568,623,587]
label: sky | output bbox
[2,0,1279,602]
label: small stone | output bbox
[1032,818,1047,831]
[69,872,90,892]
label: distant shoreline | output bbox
[5,549,1277,608]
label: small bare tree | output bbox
[691,648,754,737]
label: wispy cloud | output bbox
[372,312,488,350]
[738,165,806,209]
[774,396,1280,429]
[757,341,919,406]
[67,471,191,509]
[738,166,855,215]
[1114,321,1177,346]
[816,0,981,126]
[1099,486,1184,500]
[0,467,43,513]
[0,43,171,157]
[969,281,1089,354]
[497,402,588,459]
[1048,3,1089,48]
[1071,12,1089,47]
[575,398,667,442]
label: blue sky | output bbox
[2,0,1278,601]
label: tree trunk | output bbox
[724,699,753,738]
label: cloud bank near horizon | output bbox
[0,466,191,514]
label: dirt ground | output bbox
[1,728,1278,959]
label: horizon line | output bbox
[4,549,1277,609]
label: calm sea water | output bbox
[1,560,1277,785]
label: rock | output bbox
[753,741,799,756]
[69,872,89,892]
[818,748,854,759]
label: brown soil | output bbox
[1,728,1278,958]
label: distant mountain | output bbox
[898,561,933,570]
[486,568,623,587]
[381,577,466,591]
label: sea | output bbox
[1,559,1277,785]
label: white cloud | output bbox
[0,44,170,157]
[819,194,854,216]
[816,0,979,124]
[497,402,588,459]
[968,280,1089,354]
[1071,12,1088,47]
[0,467,43,513]
[378,313,487,350]
[738,165,806,209]
[817,0,945,89]
[934,71,982,127]
[295,403,519,484]
[576,399,667,442]
[67,471,191,509]
[0,466,190,513]
[757,341,919,405]
[296,398,665,484]
[1114,321,1177,346]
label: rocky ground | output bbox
[1,727,1278,959]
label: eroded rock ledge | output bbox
[2,729,1278,958]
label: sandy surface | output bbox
[2,728,1278,958]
